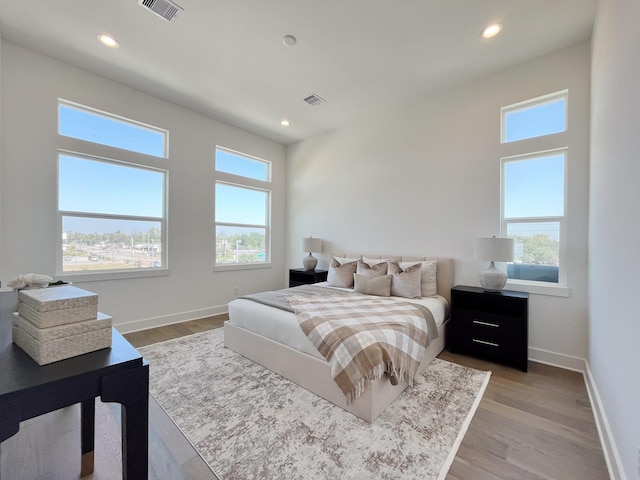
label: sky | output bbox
[59,103,165,157]
[504,152,564,219]
[59,154,164,218]
[503,97,566,143]
[59,105,267,235]
[59,98,565,239]
[502,94,566,244]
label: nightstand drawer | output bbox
[448,286,529,371]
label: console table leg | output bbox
[80,399,95,476]
[0,400,20,443]
[102,363,149,480]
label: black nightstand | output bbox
[289,268,328,287]
[447,285,529,372]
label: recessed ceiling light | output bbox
[481,23,503,39]
[282,35,297,47]
[97,33,120,48]
[281,119,290,127]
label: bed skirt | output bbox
[223,319,447,423]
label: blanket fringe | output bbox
[346,361,416,405]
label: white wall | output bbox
[0,41,287,331]
[590,0,640,478]
[0,33,3,269]
[287,42,591,367]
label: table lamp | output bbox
[474,236,514,291]
[302,237,322,271]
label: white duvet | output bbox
[227,282,449,360]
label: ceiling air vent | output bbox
[303,93,326,106]
[137,0,183,23]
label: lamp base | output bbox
[303,253,318,271]
[478,261,507,291]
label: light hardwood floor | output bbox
[439,351,609,480]
[1,316,609,479]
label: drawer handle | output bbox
[473,320,499,328]
[473,339,499,347]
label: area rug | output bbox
[138,328,490,480]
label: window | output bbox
[501,90,567,143]
[500,90,569,288]
[215,147,271,268]
[59,101,167,157]
[502,150,566,284]
[57,100,168,277]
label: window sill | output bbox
[214,263,272,272]
[57,268,169,283]
[505,280,570,297]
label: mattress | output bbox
[227,283,449,361]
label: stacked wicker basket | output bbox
[11,285,112,365]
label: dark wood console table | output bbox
[0,291,149,479]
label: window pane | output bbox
[215,148,269,181]
[59,154,165,217]
[215,183,266,225]
[507,222,559,283]
[62,217,162,272]
[59,103,166,158]
[503,96,566,143]
[504,153,564,218]
[216,226,266,264]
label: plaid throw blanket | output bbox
[287,293,433,403]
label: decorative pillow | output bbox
[388,261,422,299]
[327,257,358,288]
[356,259,388,278]
[353,273,392,297]
[399,260,438,297]
[361,257,390,267]
[333,256,360,265]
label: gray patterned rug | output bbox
[139,328,490,480]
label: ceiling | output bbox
[0,0,598,145]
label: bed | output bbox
[224,253,454,423]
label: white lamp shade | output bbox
[302,237,322,253]
[474,237,514,262]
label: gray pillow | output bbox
[388,261,422,298]
[327,258,358,288]
[353,274,392,297]
[356,259,388,278]
[400,260,438,297]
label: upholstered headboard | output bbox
[330,253,454,305]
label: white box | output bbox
[12,312,112,365]
[17,285,98,327]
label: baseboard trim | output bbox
[528,347,586,372]
[114,305,228,334]
[583,362,626,480]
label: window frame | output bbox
[500,148,569,291]
[56,99,169,281]
[214,147,272,271]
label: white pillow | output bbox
[356,259,388,278]
[361,257,389,267]
[399,260,438,297]
[334,256,360,265]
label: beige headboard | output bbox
[331,253,454,305]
